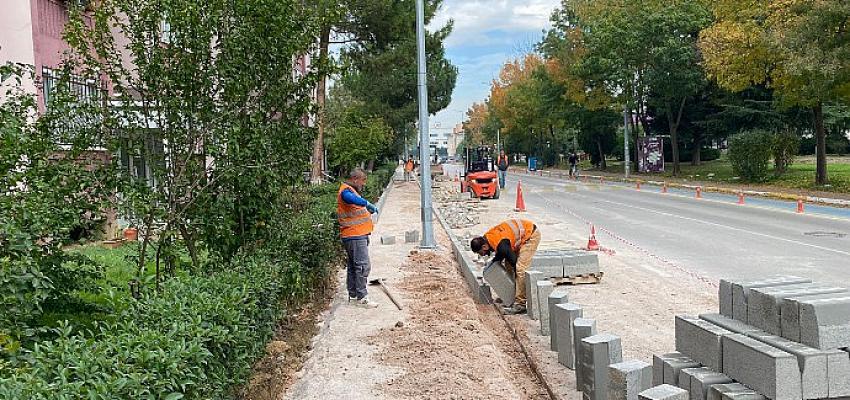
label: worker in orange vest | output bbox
[470,219,540,314]
[404,157,415,181]
[497,150,509,189]
[338,168,380,308]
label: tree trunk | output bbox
[597,139,607,169]
[692,145,701,166]
[310,25,331,184]
[814,103,828,185]
[178,223,200,271]
[667,98,687,176]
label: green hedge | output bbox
[0,182,347,399]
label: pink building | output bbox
[0,0,98,112]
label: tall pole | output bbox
[416,0,435,248]
[624,105,631,178]
[497,128,501,154]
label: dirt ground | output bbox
[280,177,553,399]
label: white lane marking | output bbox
[588,196,850,258]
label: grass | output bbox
[576,155,850,195]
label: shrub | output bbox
[728,130,774,182]
[772,131,800,174]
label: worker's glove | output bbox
[366,202,379,214]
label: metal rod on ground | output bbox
[415,0,435,248]
[369,279,403,310]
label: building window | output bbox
[41,67,101,111]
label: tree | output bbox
[700,0,850,185]
[325,87,393,174]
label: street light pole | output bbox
[416,0,435,248]
[624,105,631,178]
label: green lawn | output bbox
[579,155,850,194]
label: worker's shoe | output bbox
[348,296,358,303]
[354,296,379,309]
[502,303,527,315]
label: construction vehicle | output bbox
[460,146,499,199]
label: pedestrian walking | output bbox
[568,151,578,178]
[404,157,415,182]
[337,168,380,308]
[470,219,541,314]
[497,150,509,189]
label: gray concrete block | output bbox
[721,333,802,400]
[404,230,419,243]
[653,352,700,387]
[639,384,689,400]
[747,284,846,335]
[699,313,762,336]
[675,316,733,372]
[526,271,545,320]
[781,292,850,342]
[679,368,733,400]
[483,262,516,306]
[719,280,734,317]
[562,250,601,276]
[380,235,396,245]
[548,288,570,350]
[554,303,583,369]
[747,331,828,400]
[706,383,757,400]
[798,295,850,350]
[731,276,811,323]
[609,360,653,400]
[532,254,565,278]
[575,318,598,390]
[580,334,623,400]
[827,349,850,398]
[537,280,555,336]
[719,392,766,400]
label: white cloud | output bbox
[430,0,560,47]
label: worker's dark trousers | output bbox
[344,237,371,300]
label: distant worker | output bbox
[470,219,541,314]
[497,150,509,189]
[568,151,578,178]
[404,157,415,182]
[338,168,380,308]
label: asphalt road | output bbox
[507,172,850,284]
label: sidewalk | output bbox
[283,178,549,399]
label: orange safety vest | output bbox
[484,219,535,252]
[337,183,374,238]
[405,160,414,172]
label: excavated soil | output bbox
[367,242,551,399]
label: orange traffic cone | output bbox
[696,187,702,199]
[737,191,745,205]
[515,181,527,212]
[586,225,600,251]
[636,180,641,191]
[662,182,668,193]
[600,176,605,185]
[797,199,805,214]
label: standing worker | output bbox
[497,150,509,189]
[568,151,578,178]
[404,157,415,182]
[470,219,541,314]
[338,168,380,308]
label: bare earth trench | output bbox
[280,171,719,399]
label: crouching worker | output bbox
[338,168,380,308]
[470,219,540,314]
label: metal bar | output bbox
[416,0,436,248]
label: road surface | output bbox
[509,173,850,284]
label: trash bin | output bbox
[528,157,538,171]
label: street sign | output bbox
[638,137,664,173]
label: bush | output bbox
[772,131,800,174]
[728,130,774,182]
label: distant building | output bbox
[451,123,465,157]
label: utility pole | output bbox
[624,105,631,178]
[416,0,435,248]
[497,128,501,154]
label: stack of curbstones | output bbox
[648,275,850,400]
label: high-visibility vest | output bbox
[337,183,374,238]
[484,219,535,252]
[405,161,414,171]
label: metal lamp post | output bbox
[416,0,435,248]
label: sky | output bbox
[428,0,561,132]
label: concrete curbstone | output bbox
[554,303,583,369]
[526,271,545,320]
[609,360,653,400]
[698,314,761,336]
[639,384,689,400]
[548,288,570,350]
[730,276,812,323]
[747,284,846,335]
[653,352,700,387]
[483,262,516,306]
[678,367,733,400]
[575,318,598,390]
[380,235,396,245]
[707,383,765,400]
[721,333,802,400]
[746,331,828,400]
[826,349,850,398]
[798,295,850,350]
[580,334,623,400]
[675,316,733,372]
[719,280,734,317]
[781,292,850,342]
[536,280,555,335]
[404,230,419,243]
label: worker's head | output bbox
[348,168,368,192]
[470,237,491,256]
